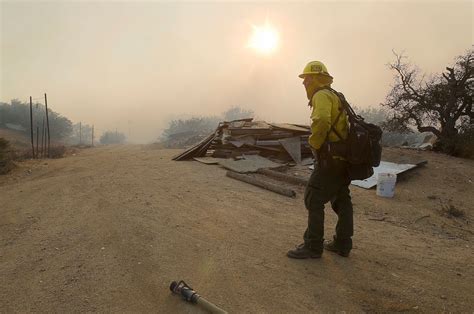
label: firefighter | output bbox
[287,61,354,258]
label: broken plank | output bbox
[257,168,308,186]
[193,157,226,165]
[226,171,296,198]
[269,123,311,133]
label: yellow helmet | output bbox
[298,61,333,78]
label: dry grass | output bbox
[0,138,15,174]
[48,145,67,158]
[441,203,465,218]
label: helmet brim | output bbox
[298,72,333,79]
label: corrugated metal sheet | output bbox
[218,155,282,173]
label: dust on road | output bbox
[1,145,473,312]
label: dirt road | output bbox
[1,145,473,312]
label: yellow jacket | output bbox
[309,88,349,150]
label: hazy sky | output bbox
[1,1,472,142]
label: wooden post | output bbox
[29,97,35,158]
[41,117,45,158]
[36,126,39,158]
[257,168,308,186]
[44,93,51,158]
[226,171,296,198]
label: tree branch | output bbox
[383,49,472,149]
[418,126,441,137]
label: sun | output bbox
[248,21,279,55]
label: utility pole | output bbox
[29,96,35,158]
[44,93,50,158]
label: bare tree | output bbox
[382,49,473,154]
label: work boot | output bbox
[324,237,351,257]
[287,243,322,259]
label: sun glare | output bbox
[248,22,279,55]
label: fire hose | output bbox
[170,280,227,314]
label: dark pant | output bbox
[303,158,353,253]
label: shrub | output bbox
[452,125,474,159]
[0,137,14,174]
[49,145,67,158]
[441,203,465,218]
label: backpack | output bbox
[319,88,383,180]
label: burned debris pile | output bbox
[172,118,313,163]
[172,118,315,198]
[172,118,427,198]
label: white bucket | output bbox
[376,173,397,198]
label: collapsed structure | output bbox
[173,118,313,163]
[172,118,427,197]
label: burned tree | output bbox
[383,49,473,155]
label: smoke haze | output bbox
[1,1,472,142]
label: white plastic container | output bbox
[376,173,397,198]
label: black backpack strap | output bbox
[328,109,344,141]
[309,86,349,143]
[321,87,345,142]
[327,87,359,121]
